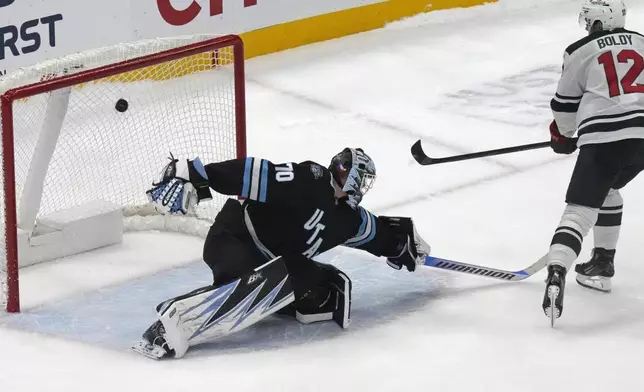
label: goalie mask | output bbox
[329,148,376,209]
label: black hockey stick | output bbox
[423,254,547,281]
[411,139,551,166]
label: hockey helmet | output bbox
[578,0,627,33]
[329,148,376,209]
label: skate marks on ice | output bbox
[246,77,477,160]
[0,252,447,358]
[428,65,560,128]
[551,282,644,338]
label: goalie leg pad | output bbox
[143,256,294,359]
[290,262,352,329]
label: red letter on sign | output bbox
[210,0,223,15]
[210,0,257,15]
[158,0,258,22]
[157,0,202,26]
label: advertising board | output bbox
[1,0,493,77]
[0,0,130,76]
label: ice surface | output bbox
[4,0,644,391]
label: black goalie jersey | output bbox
[203,157,402,263]
[551,28,644,146]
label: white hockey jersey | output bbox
[551,28,644,146]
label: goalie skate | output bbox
[131,320,174,360]
[131,339,169,360]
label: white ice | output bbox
[4,0,644,390]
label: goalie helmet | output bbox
[329,147,376,209]
[578,0,627,33]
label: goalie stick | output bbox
[423,254,548,281]
[411,139,551,166]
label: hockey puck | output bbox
[115,98,129,113]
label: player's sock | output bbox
[548,204,597,271]
[594,189,622,249]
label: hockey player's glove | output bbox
[549,120,577,155]
[379,216,430,272]
[146,153,212,215]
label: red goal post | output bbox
[0,34,247,313]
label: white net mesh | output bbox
[0,35,244,311]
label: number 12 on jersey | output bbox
[598,49,644,97]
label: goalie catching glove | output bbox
[146,153,213,215]
[379,216,430,272]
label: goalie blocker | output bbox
[136,149,430,359]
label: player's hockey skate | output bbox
[131,320,174,360]
[575,248,615,293]
[542,264,566,327]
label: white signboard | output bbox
[1,0,384,76]
[0,0,131,75]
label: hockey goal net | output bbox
[0,34,246,313]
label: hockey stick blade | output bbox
[423,254,548,281]
[411,139,551,166]
[411,140,433,165]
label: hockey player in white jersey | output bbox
[543,0,644,325]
